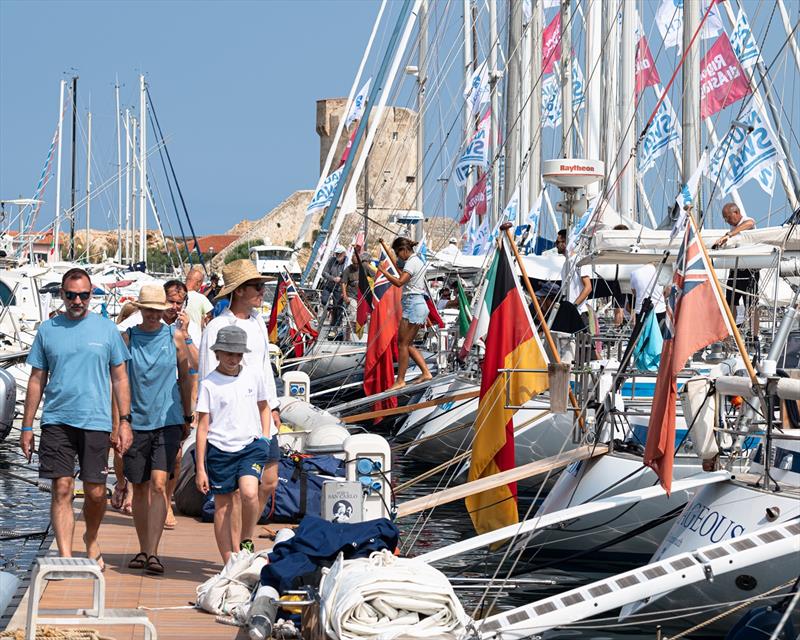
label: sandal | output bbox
[145,555,165,575]
[128,552,147,569]
[111,480,127,510]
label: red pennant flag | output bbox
[542,14,562,75]
[635,36,660,96]
[700,33,751,119]
[461,172,489,224]
[339,128,358,167]
[644,220,732,494]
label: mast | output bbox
[462,0,474,231]
[53,79,65,262]
[85,111,92,262]
[306,0,420,286]
[777,0,800,74]
[602,4,619,211]
[560,0,573,157]
[124,109,131,264]
[618,0,635,219]
[69,75,78,261]
[294,0,387,250]
[138,74,147,265]
[488,0,499,226]
[681,0,701,187]
[528,0,542,210]
[504,0,522,215]
[583,0,601,200]
[115,79,122,262]
[415,0,428,240]
[130,116,138,263]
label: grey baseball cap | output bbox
[210,325,250,354]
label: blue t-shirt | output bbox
[27,312,130,432]
[126,324,184,430]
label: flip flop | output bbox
[128,552,147,569]
[145,555,165,575]
[110,481,127,510]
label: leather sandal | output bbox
[145,555,165,575]
[128,552,147,569]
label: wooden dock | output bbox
[6,503,283,639]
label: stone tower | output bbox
[315,99,419,244]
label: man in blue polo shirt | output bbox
[20,268,132,569]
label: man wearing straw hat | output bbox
[199,259,280,551]
[20,267,132,570]
[117,284,194,575]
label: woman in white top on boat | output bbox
[377,237,433,390]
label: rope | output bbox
[1,628,115,640]
[664,580,798,640]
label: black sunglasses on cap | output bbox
[64,291,92,301]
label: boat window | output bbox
[257,249,293,261]
[0,281,16,306]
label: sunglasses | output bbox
[244,281,266,292]
[64,291,91,301]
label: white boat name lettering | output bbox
[677,502,746,543]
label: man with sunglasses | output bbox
[199,259,281,553]
[20,268,132,569]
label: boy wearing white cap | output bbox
[195,325,279,563]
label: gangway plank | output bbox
[396,444,608,519]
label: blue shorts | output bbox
[206,437,280,495]
[401,294,428,325]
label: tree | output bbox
[224,239,266,264]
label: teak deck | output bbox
[7,504,282,639]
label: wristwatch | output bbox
[184,414,195,423]
[119,414,132,424]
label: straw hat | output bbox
[134,284,170,311]
[216,259,270,300]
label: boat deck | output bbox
[6,503,283,639]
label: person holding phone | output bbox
[20,268,132,570]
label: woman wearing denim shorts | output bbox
[377,236,433,389]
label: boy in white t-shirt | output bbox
[195,325,280,563]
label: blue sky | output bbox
[0,0,386,235]
[1,0,798,243]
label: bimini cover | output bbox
[320,549,469,640]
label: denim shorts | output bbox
[401,293,429,325]
[206,437,280,495]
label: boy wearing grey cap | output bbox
[195,325,279,563]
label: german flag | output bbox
[465,239,549,535]
[267,278,288,343]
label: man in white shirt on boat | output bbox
[629,263,667,336]
[712,202,759,333]
[556,229,592,331]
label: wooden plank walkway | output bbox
[7,503,285,639]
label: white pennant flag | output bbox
[572,61,586,110]
[525,189,544,235]
[464,63,490,116]
[542,75,561,128]
[719,107,784,196]
[345,78,372,129]
[454,110,491,185]
[639,94,681,174]
[465,216,492,256]
[730,8,761,70]
[672,151,709,239]
[306,166,344,213]
[655,0,723,49]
